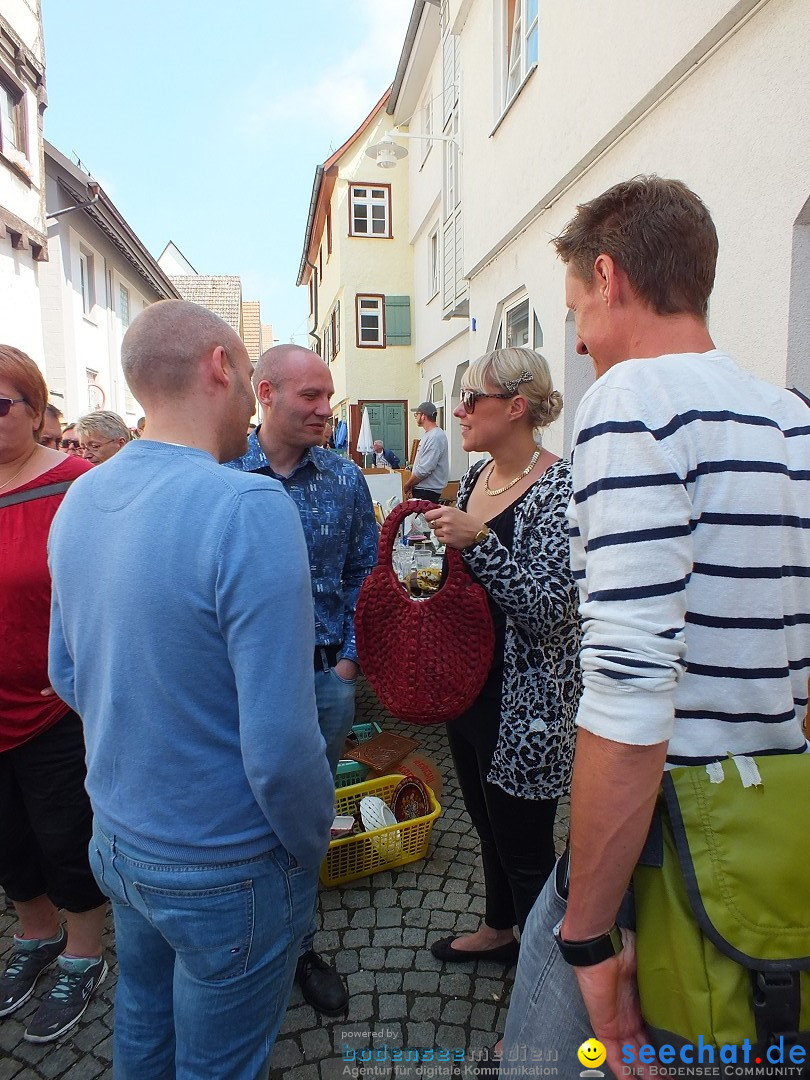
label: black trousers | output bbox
[446,696,558,932]
[0,710,106,912]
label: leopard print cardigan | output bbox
[458,457,582,800]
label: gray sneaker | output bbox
[24,955,108,1043]
[0,928,67,1017]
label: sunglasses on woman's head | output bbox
[0,397,26,417]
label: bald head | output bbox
[122,299,244,402]
[253,344,327,391]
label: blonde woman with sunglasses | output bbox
[424,348,581,997]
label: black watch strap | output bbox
[553,920,623,967]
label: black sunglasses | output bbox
[60,438,81,450]
[0,396,26,418]
[459,389,516,414]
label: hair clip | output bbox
[503,371,534,393]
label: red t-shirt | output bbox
[0,455,92,751]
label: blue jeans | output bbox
[90,826,317,1080]
[299,664,357,955]
[500,861,592,1076]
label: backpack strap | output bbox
[0,480,74,510]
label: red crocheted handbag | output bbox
[355,499,495,725]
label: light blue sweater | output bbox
[48,440,333,867]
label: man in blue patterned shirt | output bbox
[225,344,377,1016]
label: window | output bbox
[349,184,391,238]
[326,206,333,255]
[309,276,315,316]
[430,378,445,430]
[324,301,341,363]
[495,297,531,349]
[429,227,440,300]
[79,251,94,316]
[355,294,385,348]
[0,73,27,162]
[421,89,433,165]
[318,246,323,282]
[119,285,130,329]
[504,0,539,104]
[332,301,340,357]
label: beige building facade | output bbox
[298,92,420,466]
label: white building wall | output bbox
[41,174,157,424]
[396,0,810,472]
[0,0,46,368]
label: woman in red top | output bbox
[0,346,108,1043]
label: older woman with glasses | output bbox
[424,347,581,984]
[0,346,108,1042]
[75,410,130,466]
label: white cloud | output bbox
[243,0,413,142]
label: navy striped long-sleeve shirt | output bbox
[567,350,810,765]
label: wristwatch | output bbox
[467,525,490,548]
[553,919,623,967]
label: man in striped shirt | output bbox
[502,177,809,1076]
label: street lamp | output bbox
[365,130,462,170]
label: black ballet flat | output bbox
[430,936,519,964]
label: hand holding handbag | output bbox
[355,499,495,725]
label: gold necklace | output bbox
[0,446,38,494]
[485,448,541,496]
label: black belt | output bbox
[314,644,341,669]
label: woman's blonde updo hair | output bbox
[463,347,563,440]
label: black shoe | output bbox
[0,928,67,1017]
[295,950,348,1016]
[430,935,519,965]
[24,955,108,1043]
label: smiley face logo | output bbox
[577,1039,607,1069]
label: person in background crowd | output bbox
[321,417,335,450]
[404,402,449,502]
[0,345,106,1044]
[424,348,581,1067]
[225,345,377,1017]
[75,411,129,465]
[59,425,81,456]
[501,177,810,1077]
[48,301,332,1078]
[38,404,63,450]
[135,416,146,438]
[372,439,400,469]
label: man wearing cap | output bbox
[404,402,449,503]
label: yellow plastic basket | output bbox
[321,773,441,887]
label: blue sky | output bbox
[41,0,412,343]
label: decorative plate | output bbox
[391,776,431,822]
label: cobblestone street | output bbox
[1,680,568,1079]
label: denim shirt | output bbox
[224,431,378,664]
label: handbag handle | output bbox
[378,498,468,577]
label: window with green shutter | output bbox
[384,295,411,346]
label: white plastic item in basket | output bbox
[359,796,402,860]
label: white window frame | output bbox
[504,0,539,107]
[119,284,130,329]
[428,226,440,301]
[355,294,385,349]
[429,378,445,430]
[0,72,27,164]
[420,87,433,166]
[79,250,94,317]
[349,184,391,238]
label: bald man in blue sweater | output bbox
[48,301,333,1080]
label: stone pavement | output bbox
[0,680,568,1079]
